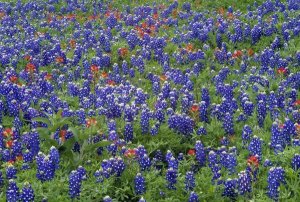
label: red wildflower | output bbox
[69,39,76,48]
[114,11,121,21]
[87,15,99,21]
[190,104,199,112]
[227,13,235,20]
[160,75,167,82]
[232,50,243,58]
[293,100,300,106]
[141,22,147,29]
[247,155,259,167]
[185,43,194,52]
[124,149,136,158]
[16,155,23,161]
[55,56,64,64]
[25,63,36,73]
[65,14,76,20]
[248,48,254,56]
[60,130,67,142]
[45,73,52,81]
[101,71,108,78]
[119,47,128,58]
[105,11,110,17]
[0,11,5,19]
[9,76,18,83]
[218,7,225,15]
[188,149,196,156]
[90,65,99,73]
[6,140,13,148]
[277,67,287,75]
[86,118,97,128]
[172,9,178,18]
[107,80,116,86]
[153,13,159,20]
[3,128,13,137]
[24,55,32,61]
[8,160,15,165]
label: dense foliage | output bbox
[0,0,300,201]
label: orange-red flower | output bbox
[160,75,167,82]
[55,56,64,64]
[232,50,243,58]
[25,63,36,73]
[107,80,116,86]
[3,128,13,137]
[227,13,235,20]
[248,48,254,56]
[24,55,32,61]
[9,76,18,83]
[105,11,110,17]
[190,104,199,112]
[296,124,300,133]
[8,160,15,165]
[65,14,76,20]
[277,67,287,75]
[60,129,67,142]
[45,73,52,80]
[6,140,13,148]
[217,7,225,15]
[188,149,196,156]
[69,39,76,48]
[293,100,300,106]
[0,11,5,19]
[101,71,108,78]
[185,43,194,52]
[172,9,178,18]
[124,149,136,158]
[86,118,97,128]
[247,155,259,167]
[119,47,129,58]
[16,155,23,161]
[90,65,99,73]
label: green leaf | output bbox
[62,137,76,151]
[36,127,50,136]
[32,117,52,126]
[68,127,79,141]
[85,141,111,153]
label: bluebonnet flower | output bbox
[69,170,82,199]
[223,178,237,199]
[291,154,300,171]
[6,179,19,202]
[223,112,234,135]
[134,173,146,195]
[185,171,195,191]
[20,182,35,202]
[248,136,263,159]
[188,191,199,202]
[6,165,17,179]
[166,168,177,190]
[237,170,252,195]
[139,154,151,171]
[195,140,206,166]
[267,167,285,201]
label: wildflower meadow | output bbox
[0,0,300,201]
